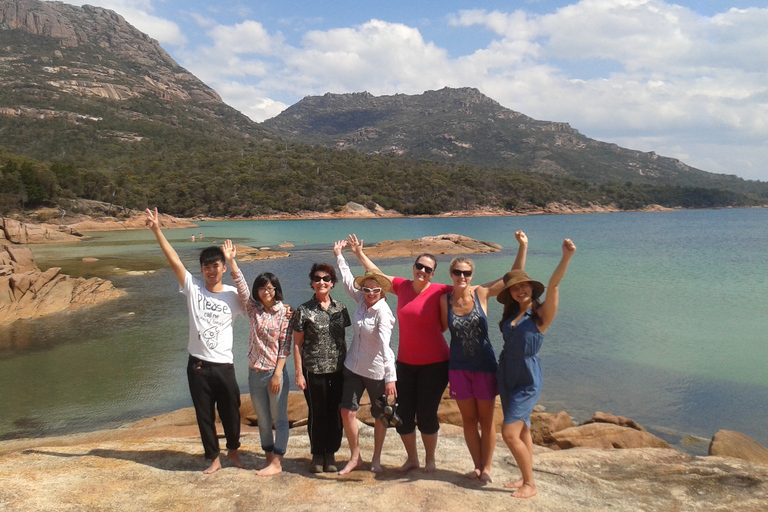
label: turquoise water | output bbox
[1,209,766,451]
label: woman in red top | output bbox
[347,234,450,473]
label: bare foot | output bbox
[422,460,437,474]
[464,469,481,480]
[338,457,365,475]
[228,449,245,469]
[511,483,538,499]
[504,478,524,489]
[256,457,283,477]
[480,471,492,484]
[257,452,275,471]
[203,456,222,474]
[397,458,420,473]
[370,461,383,474]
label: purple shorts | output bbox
[449,369,499,401]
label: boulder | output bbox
[531,411,576,446]
[0,245,123,325]
[582,411,647,432]
[551,422,670,450]
[709,430,768,466]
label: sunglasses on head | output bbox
[311,274,332,283]
[451,269,472,278]
[362,287,382,294]
[414,262,434,274]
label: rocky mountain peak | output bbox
[0,0,222,104]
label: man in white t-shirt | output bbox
[146,208,245,474]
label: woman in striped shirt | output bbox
[223,240,293,476]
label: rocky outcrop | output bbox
[709,430,768,466]
[542,201,620,214]
[551,422,670,450]
[0,245,123,324]
[2,396,768,512]
[337,201,397,218]
[234,244,290,262]
[365,234,502,258]
[66,213,195,232]
[1,217,81,243]
[0,0,221,103]
[583,411,647,431]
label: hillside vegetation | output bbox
[1,0,766,219]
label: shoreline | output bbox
[6,203,767,239]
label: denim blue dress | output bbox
[497,310,543,426]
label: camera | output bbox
[376,394,402,428]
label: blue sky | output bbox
[57,0,768,181]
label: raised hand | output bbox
[333,239,347,256]
[346,234,364,254]
[515,230,528,246]
[145,207,161,231]
[222,239,237,262]
[562,238,576,255]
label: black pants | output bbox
[303,368,344,456]
[395,360,449,435]
[187,355,242,460]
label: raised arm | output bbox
[222,239,240,274]
[512,230,528,271]
[477,230,530,300]
[223,239,252,305]
[145,207,186,286]
[334,240,359,300]
[346,234,395,282]
[537,238,576,334]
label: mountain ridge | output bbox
[263,86,750,191]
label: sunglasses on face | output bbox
[414,262,434,274]
[258,286,276,294]
[362,287,382,294]
[451,269,472,278]
[311,274,332,283]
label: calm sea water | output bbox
[1,209,766,453]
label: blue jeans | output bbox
[248,365,290,456]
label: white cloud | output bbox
[283,20,456,94]
[212,82,289,122]
[207,20,285,55]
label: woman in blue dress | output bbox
[496,237,576,499]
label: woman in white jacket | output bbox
[333,239,397,475]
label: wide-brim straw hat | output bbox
[497,269,545,305]
[353,269,392,295]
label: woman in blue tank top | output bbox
[439,231,529,483]
[496,237,576,499]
